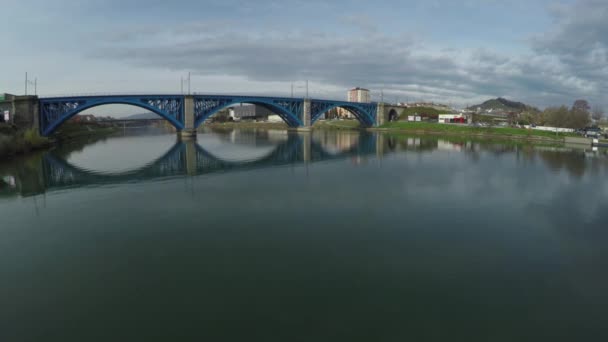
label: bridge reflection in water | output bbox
[8,131,386,196]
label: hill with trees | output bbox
[468,98,533,113]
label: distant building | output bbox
[230,105,275,121]
[438,114,466,124]
[347,87,371,103]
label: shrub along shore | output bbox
[0,123,118,159]
[0,125,51,159]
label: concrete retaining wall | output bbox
[565,137,592,145]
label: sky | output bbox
[2,0,607,111]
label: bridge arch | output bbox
[39,96,185,136]
[388,109,399,122]
[193,96,303,128]
[310,102,376,127]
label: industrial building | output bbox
[230,105,276,121]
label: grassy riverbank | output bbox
[376,122,575,142]
[200,120,576,143]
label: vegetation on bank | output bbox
[0,125,51,158]
[468,98,604,128]
[396,107,447,120]
[0,122,119,159]
[200,119,579,142]
[50,122,119,142]
[378,122,576,140]
[468,97,531,112]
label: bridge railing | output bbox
[39,92,360,102]
[39,92,309,99]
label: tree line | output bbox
[517,99,604,129]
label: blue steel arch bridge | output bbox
[39,94,383,136]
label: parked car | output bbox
[583,127,603,138]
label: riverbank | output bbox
[372,122,574,143]
[203,122,289,130]
[51,122,119,143]
[201,120,577,143]
[0,122,119,159]
[0,125,51,159]
[204,120,363,131]
[303,119,575,144]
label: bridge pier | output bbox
[180,95,197,139]
[376,133,385,158]
[301,132,311,163]
[184,139,198,176]
[297,98,312,132]
[376,102,387,126]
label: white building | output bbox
[347,87,371,103]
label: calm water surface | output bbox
[1,129,608,341]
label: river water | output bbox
[1,128,608,341]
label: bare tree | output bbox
[572,99,591,113]
[569,100,591,129]
[507,112,517,126]
[592,105,604,122]
[544,106,570,128]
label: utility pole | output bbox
[25,72,38,96]
[188,72,191,95]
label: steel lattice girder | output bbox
[38,94,380,135]
[192,95,304,127]
[39,95,185,136]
